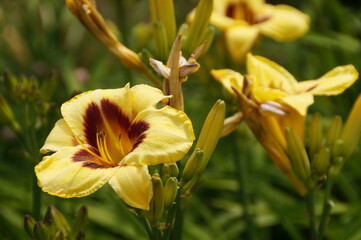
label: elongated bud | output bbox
[44,205,70,236]
[194,100,225,175]
[308,113,323,158]
[145,173,164,226]
[149,0,176,47]
[163,177,178,210]
[24,215,36,238]
[183,0,213,53]
[167,35,183,110]
[180,148,203,186]
[75,231,86,240]
[286,127,311,184]
[325,116,342,147]
[312,147,330,176]
[341,94,361,158]
[71,205,88,239]
[34,221,50,240]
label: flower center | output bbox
[225,2,270,25]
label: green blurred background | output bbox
[1,0,361,239]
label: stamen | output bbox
[74,134,106,163]
[96,131,114,165]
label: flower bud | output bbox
[168,163,179,178]
[311,146,330,176]
[44,205,70,236]
[180,148,203,186]
[163,177,178,210]
[341,94,361,158]
[331,139,344,160]
[286,127,311,184]
[183,0,213,53]
[145,173,165,227]
[24,215,36,238]
[153,21,169,61]
[194,100,225,175]
[70,205,88,239]
[34,221,50,240]
[308,113,323,159]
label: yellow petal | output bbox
[297,65,359,96]
[122,106,195,166]
[40,119,77,154]
[130,84,170,113]
[225,26,259,63]
[35,145,119,198]
[246,53,297,93]
[252,86,288,103]
[210,69,244,95]
[258,4,310,41]
[61,85,133,145]
[279,93,314,116]
[108,165,152,210]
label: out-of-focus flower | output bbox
[35,84,194,210]
[65,0,161,87]
[212,54,358,194]
[189,0,310,62]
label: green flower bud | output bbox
[312,147,330,176]
[168,163,179,178]
[308,113,323,159]
[194,100,225,175]
[145,173,165,227]
[34,221,50,240]
[163,177,178,210]
[183,0,213,53]
[24,215,36,238]
[70,205,88,239]
[331,139,344,161]
[180,148,203,187]
[44,205,70,236]
[286,127,311,184]
[153,21,169,62]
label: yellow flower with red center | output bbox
[189,0,310,62]
[212,53,358,194]
[35,84,194,209]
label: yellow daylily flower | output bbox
[190,0,310,62]
[35,84,195,210]
[212,54,358,194]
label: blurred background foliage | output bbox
[0,0,361,239]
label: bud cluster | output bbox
[285,95,361,190]
[24,205,88,240]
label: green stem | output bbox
[318,178,334,239]
[137,211,153,240]
[32,174,41,220]
[232,133,255,240]
[306,190,318,240]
